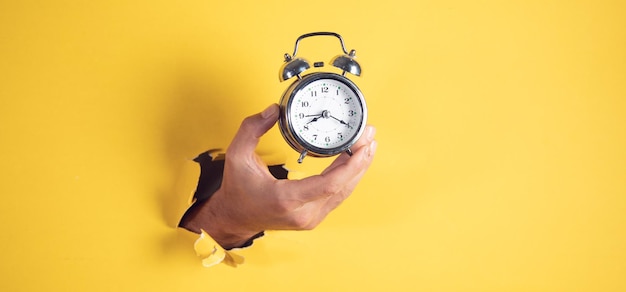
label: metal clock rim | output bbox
[278,72,367,158]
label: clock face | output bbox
[286,76,365,154]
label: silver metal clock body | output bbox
[278,32,365,163]
[279,72,367,161]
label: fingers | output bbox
[278,136,376,229]
[294,128,377,202]
[322,125,376,176]
[318,142,377,214]
[323,137,377,192]
[227,104,279,159]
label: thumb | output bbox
[227,104,279,158]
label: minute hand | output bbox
[330,115,353,129]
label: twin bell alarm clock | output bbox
[277,32,367,163]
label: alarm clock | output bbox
[278,32,367,163]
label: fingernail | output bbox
[261,104,278,119]
[367,140,377,158]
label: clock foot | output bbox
[297,150,308,163]
[346,148,353,156]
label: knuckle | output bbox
[269,194,302,214]
[269,200,315,230]
[237,117,255,137]
[289,214,314,230]
[271,199,293,214]
[321,180,342,196]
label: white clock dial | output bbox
[289,78,364,150]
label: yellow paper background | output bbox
[1,0,625,291]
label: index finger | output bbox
[288,137,377,203]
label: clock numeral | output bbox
[344,97,352,104]
[336,89,339,95]
[312,134,318,141]
[303,125,309,131]
[301,101,310,107]
[348,110,357,116]
[311,91,317,97]
[298,113,305,119]
[321,86,329,93]
[337,133,343,140]
[325,136,331,143]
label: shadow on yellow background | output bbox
[1,1,625,291]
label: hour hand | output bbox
[306,116,321,124]
[305,113,324,124]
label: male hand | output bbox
[182,104,377,249]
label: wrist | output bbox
[181,188,262,250]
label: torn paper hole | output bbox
[178,150,289,267]
[179,149,289,229]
